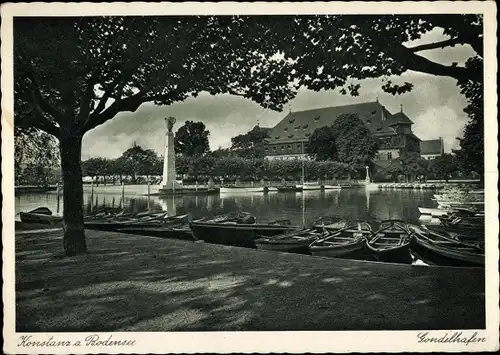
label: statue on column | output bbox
[166,116,176,133]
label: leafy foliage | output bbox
[14,130,60,185]
[306,126,337,161]
[428,153,458,182]
[174,120,211,156]
[399,152,428,180]
[230,125,270,158]
[330,114,379,171]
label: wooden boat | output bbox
[19,207,63,225]
[418,207,449,217]
[189,212,297,248]
[408,224,484,267]
[265,187,279,192]
[255,227,328,254]
[309,221,372,258]
[312,216,349,232]
[84,211,172,231]
[219,186,265,193]
[366,220,413,263]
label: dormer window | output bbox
[275,136,280,139]
[302,124,308,129]
[305,133,311,137]
[371,111,376,115]
[289,118,295,123]
[314,116,320,121]
[288,134,294,138]
[367,119,371,124]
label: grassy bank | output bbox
[16,230,485,331]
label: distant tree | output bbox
[15,130,60,186]
[230,125,270,158]
[174,121,211,156]
[211,147,234,158]
[428,153,458,182]
[330,113,379,176]
[400,152,428,182]
[81,157,112,185]
[306,126,337,161]
[453,115,483,181]
[118,143,160,182]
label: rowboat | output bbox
[266,187,279,192]
[84,211,171,231]
[255,228,328,254]
[312,216,349,232]
[219,186,265,193]
[277,186,303,192]
[366,220,413,264]
[408,224,484,267]
[309,221,372,258]
[418,207,449,217]
[19,207,63,225]
[189,212,298,248]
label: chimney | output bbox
[400,104,403,113]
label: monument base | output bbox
[158,182,184,195]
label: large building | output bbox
[264,100,421,161]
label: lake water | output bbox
[15,185,436,225]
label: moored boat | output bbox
[117,224,194,240]
[323,184,342,190]
[220,186,265,193]
[408,224,484,267]
[366,220,413,264]
[418,207,449,217]
[19,207,63,225]
[296,182,322,190]
[255,228,327,254]
[309,221,372,258]
[189,212,298,248]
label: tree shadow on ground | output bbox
[15,230,485,332]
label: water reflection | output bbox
[16,187,436,225]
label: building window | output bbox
[302,124,308,129]
[289,118,295,123]
[273,146,277,151]
[288,134,294,138]
[264,146,268,151]
[284,127,288,131]
[297,144,301,149]
[387,152,392,160]
[275,136,280,139]
[287,145,291,149]
[314,116,320,121]
[305,133,311,137]
[281,145,285,150]
[305,144,309,149]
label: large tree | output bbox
[330,113,379,176]
[174,121,211,157]
[230,125,270,158]
[306,126,337,161]
[428,153,458,182]
[14,17,296,256]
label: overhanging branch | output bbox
[407,38,463,53]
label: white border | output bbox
[2,2,498,353]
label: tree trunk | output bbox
[60,134,87,256]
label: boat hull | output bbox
[418,207,449,217]
[323,185,342,190]
[219,187,265,193]
[255,234,317,254]
[19,212,62,225]
[297,184,322,190]
[189,222,297,248]
[411,236,484,267]
[310,241,365,258]
[117,226,194,241]
[366,242,412,264]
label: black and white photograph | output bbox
[2,1,498,353]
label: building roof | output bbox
[266,101,416,144]
[386,111,414,126]
[420,139,443,155]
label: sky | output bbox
[81,27,477,160]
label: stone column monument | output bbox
[365,165,371,184]
[160,116,183,194]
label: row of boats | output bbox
[19,206,484,267]
[377,183,445,190]
[219,182,343,193]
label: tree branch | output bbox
[407,38,464,53]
